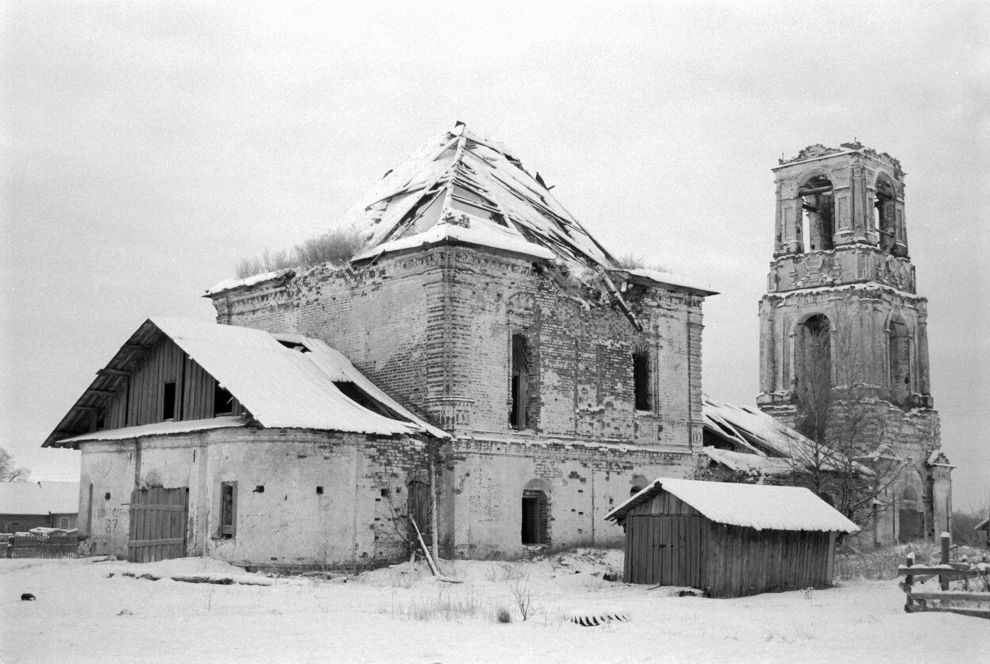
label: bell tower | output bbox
[756,143,949,543]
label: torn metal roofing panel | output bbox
[44,318,449,447]
[700,447,795,476]
[605,477,860,533]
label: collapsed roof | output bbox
[702,396,867,476]
[44,318,448,448]
[207,122,715,298]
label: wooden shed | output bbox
[605,477,859,597]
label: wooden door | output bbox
[127,487,189,563]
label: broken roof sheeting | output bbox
[605,477,859,533]
[45,318,448,447]
[343,123,617,270]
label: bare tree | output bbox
[0,447,30,482]
[791,309,905,530]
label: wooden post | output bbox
[429,440,439,567]
[903,552,914,612]
[939,532,950,591]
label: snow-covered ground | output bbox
[1,551,982,663]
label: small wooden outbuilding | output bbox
[605,477,859,597]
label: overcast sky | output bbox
[2,1,987,507]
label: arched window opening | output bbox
[898,484,922,542]
[521,483,549,545]
[798,175,835,252]
[888,315,911,406]
[795,315,832,391]
[510,333,532,429]
[794,314,831,442]
[874,176,896,253]
[632,348,653,412]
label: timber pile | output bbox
[897,535,990,620]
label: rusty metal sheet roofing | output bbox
[45,318,448,447]
[605,477,860,533]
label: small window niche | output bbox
[219,481,237,539]
[162,381,177,420]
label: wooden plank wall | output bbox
[127,487,189,563]
[99,336,241,431]
[705,524,833,597]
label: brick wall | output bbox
[211,245,706,452]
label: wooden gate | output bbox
[127,487,189,563]
[625,514,707,587]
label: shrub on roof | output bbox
[234,228,366,279]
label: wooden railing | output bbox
[897,533,990,619]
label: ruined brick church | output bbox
[46,125,949,566]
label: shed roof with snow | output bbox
[0,481,79,515]
[605,477,859,534]
[44,317,448,447]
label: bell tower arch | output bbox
[757,142,949,543]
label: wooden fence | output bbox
[6,534,79,559]
[898,534,990,619]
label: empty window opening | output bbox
[521,489,549,545]
[632,349,653,411]
[875,175,897,253]
[162,381,177,420]
[219,482,236,539]
[888,315,911,406]
[333,381,410,422]
[510,333,531,429]
[794,314,832,441]
[253,485,264,493]
[797,175,835,252]
[316,486,324,495]
[214,383,234,416]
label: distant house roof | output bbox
[0,481,79,515]
[206,123,716,298]
[45,318,449,447]
[605,477,860,534]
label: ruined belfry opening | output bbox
[798,174,834,252]
[888,314,911,406]
[510,333,531,429]
[874,174,896,253]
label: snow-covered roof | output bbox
[605,477,859,533]
[61,416,248,444]
[700,447,795,475]
[45,318,448,447]
[624,268,717,295]
[204,268,294,297]
[0,481,79,516]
